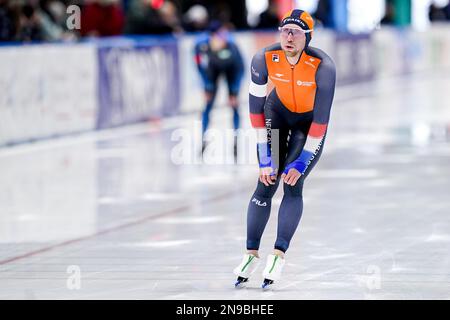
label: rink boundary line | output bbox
[0,188,243,266]
[0,104,243,158]
[0,114,196,158]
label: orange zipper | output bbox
[291,65,297,112]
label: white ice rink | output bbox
[0,70,450,300]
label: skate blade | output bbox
[261,284,272,290]
[234,277,248,288]
[261,279,274,290]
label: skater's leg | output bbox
[202,89,217,136]
[274,129,326,253]
[229,95,240,160]
[201,68,220,138]
[226,67,241,133]
[261,128,326,288]
[201,88,218,156]
[274,180,304,253]
[226,64,241,161]
[229,95,240,131]
[246,179,280,251]
[247,94,288,251]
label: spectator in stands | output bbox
[255,0,279,29]
[125,0,182,35]
[38,0,76,41]
[81,0,124,37]
[314,0,333,28]
[381,1,395,25]
[17,3,43,41]
[158,0,182,33]
[429,2,450,21]
[0,0,18,41]
[182,4,209,32]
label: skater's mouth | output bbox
[285,44,295,50]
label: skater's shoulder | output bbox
[305,46,335,69]
[252,43,282,60]
[263,42,283,53]
[194,33,210,50]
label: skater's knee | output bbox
[283,181,303,197]
[205,91,216,103]
[229,95,239,107]
[254,182,278,199]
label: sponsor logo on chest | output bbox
[296,80,315,87]
[304,59,317,69]
[270,75,289,83]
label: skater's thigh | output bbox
[284,129,307,166]
[263,90,288,130]
[253,177,280,199]
[263,91,289,172]
[225,67,241,97]
[284,128,326,187]
[205,68,220,94]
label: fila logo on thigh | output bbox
[252,197,267,207]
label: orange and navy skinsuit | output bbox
[245,9,336,255]
[249,43,336,175]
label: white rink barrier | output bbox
[0,43,98,146]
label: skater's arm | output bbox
[249,49,268,128]
[283,54,336,177]
[194,39,212,88]
[249,49,272,173]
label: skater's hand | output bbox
[205,91,214,102]
[281,168,301,186]
[260,167,277,186]
[229,95,238,107]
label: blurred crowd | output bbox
[0,0,249,42]
[1,0,450,43]
[429,1,450,20]
[0,0,76,42]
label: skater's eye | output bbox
[278,27,310,37]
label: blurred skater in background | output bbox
[193,20,244,161]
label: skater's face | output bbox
[279,24,306,57]
[210,31,227,52]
